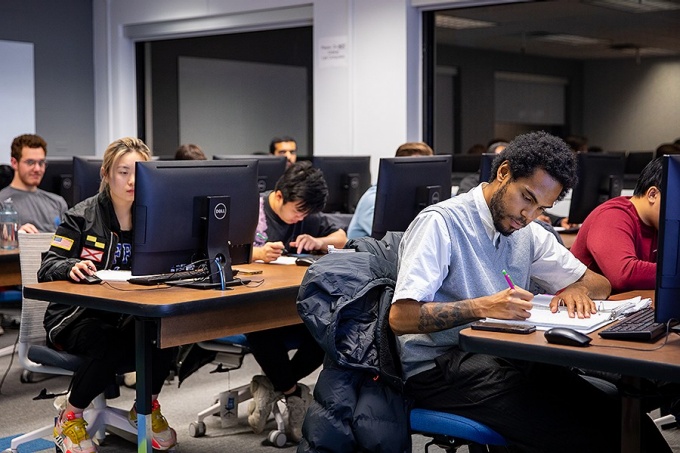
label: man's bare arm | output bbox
[390,299,479,335]
[390,288,534,335]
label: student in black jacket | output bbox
[39,137,177,453]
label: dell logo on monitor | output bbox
[214,203,227,220]
[431,191,441,205]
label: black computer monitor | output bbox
[625,151,655,175]
[371,155,452,239]
[567,153,625,224]
[655,155,680,324]
[38,157,74,206]
[451,154,483,174]
[72,156,103,205]
[312,156,371,214]
[479,153,497,184]
[132,159,259,288]
[213,155,286,193]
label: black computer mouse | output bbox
[295,255,321,267]
[544,327,592,347]
[80,274,103,284]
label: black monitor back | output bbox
[72,157,103,205]
[372,155,452,239]
[38,157,74,206]
[132,159,259,276]
[451,154,482,173]
[655,155,680,324]
[313,156,371,214]
[479,153,497,184]
[625,151,655,175]
[568,153,625,224]
[213,155,286,193]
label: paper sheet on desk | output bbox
[95,270,132,281]
[486,295,652,334]
[253,256,298,265]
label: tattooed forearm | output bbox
[418,301,478,332]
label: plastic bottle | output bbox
[0,198,19,250]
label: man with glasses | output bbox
[0,134,67,233]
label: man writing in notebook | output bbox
[390,131,672,452]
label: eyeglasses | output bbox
[21,159,47,168]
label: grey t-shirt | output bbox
[0,186,68,232]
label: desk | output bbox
[0,248,21,286]
[24,263,307,452]
[459,290,680,453]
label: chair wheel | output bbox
[189,421,206,437]
[20,370,33,383]
[268,429,287,447]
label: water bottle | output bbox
[0,198,19,250]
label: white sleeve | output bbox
[393,212,452,304]
[529,222,586,293]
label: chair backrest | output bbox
[18,232,54,345]
[17,232,74,376]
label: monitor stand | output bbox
[183,195,237,290]
[342,172,361,213]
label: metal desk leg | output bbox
[621,376,642,453]
[135,318,155,453]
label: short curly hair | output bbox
[489,131,577,201]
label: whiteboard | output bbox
[0,40,35,164]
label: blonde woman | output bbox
[39,137,177,453]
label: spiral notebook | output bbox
[486,295,650,334]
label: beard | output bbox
[489,183,527,237]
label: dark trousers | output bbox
[406,348,672,453]
[58,317,175,409]
[245,324,324,392]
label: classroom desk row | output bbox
[24,264,667,453]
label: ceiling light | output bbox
[435,15,496,30]
[583,0,680,13]
[530,32,605,46]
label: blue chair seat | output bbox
[410,408,507,449]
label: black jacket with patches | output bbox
[39,192,123,346]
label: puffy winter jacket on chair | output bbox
[296,232,411,453]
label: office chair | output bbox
[410,408,507,453]
[187,334,289,447]
[5,232,136,453]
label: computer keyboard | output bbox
[128,267,210,286]
[598,308,668,342]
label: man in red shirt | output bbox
[571,157,662,292]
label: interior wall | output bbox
[178,57,308,158]
[436,44,583,153]
[145,27,312,157]
[0,40,34,164]
[584,57,680,152]
[0,0,94,160]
